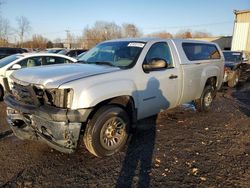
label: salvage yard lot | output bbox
[0,84,250,187]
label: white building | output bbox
[231,9,250,52]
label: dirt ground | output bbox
[0,83,250,188]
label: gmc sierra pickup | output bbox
[5,38,224,157]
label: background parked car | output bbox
[0,53,77,100]
[0,47,27,59]
[46,48,65,53]
[58,49,88,58]
[223,51,248,87]
[76,51,88,60]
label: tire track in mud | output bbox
[236,100,250,111]
[222,84,250,115]
[224,95,250,111]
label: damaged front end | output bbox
[5,81,91,153]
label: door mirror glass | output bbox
[143,58,168,72]
[10,64,21,70]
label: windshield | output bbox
[0,54,21,68]
[78,41,145,68]
[57,49,68,55]
[223,52,242,62]
[47,49,63,53]
[77,51,87,59]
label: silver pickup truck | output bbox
[5,38,224,157]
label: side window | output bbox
[182,43,221,61]
[144,42,173,67]
[68,51,76,57]
[18,57,42,68]
[43,57,71,65]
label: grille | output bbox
[12,83,38,105]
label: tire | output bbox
[194,85,214,112]
[0,85,4,101]
[84,105,130,157]
[228,70,240,88]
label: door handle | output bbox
[169,75,178,79]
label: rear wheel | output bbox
[228,70,240,88]
[84,105,130,157]
[194,85,214,112]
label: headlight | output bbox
[45,88,73,108]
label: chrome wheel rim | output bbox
[100,117,126,150]
[204,92,212,107]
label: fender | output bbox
[61,78,138,110]
[197,64,222,98]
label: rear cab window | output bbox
[182,43,221,61]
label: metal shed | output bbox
[231,9,250,52]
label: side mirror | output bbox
[10,64,21,70]
[143,58,168,72]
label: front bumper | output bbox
[5,94,93,153]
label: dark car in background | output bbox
[223,51,248,87]
[46,48,64,53]
[0,47,27,59]
[58,49,88,58]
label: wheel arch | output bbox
[205,76,217,89]
[85,95,137,127]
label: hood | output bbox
[224,61,241,69]
[11,63,120,88]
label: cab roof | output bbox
[103,38,218,45]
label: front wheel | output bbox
[194,85,214,112]
[84,105,130,157]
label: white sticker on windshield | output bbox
[128,43,145,48]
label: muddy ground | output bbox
[0,83,250,188]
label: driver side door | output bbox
[137,42,181,119]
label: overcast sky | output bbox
[1,0,250,41]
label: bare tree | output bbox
[65,32,82,49]
[175,30,193,39]
[53,38,64,48]
[46,41,53,48]
[192,31,212,38]
[148,31,173,39]
[74,36,85,49]
[31,34,48,48]
[122,23,142,38]
[0,16,11,46]
[0,0,11,46]
[16,16,31,46]
[82,21,122,48]
[21,34,48,49]
[53,38,62,43]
